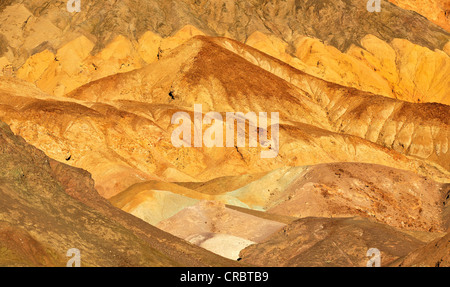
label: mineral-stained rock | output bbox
[391,232,450,267]
[2,0,448,67]
[387,0,450,31]
[155,200,286,260]
[0,0,449,267]
[239,217,426,267]
[1,35,449,199]
[265,163,448,232]
[0,120,238,266]
[4,1,448,106]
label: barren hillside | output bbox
[0,0,448,267]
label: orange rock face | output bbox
[0,0,449,267]
[0,121,237,266]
